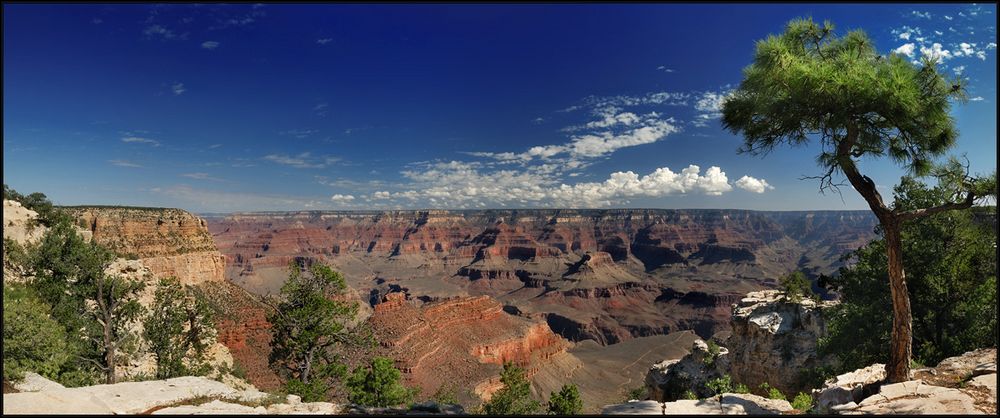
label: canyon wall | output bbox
[67,206,225,285]
[206,209,877,344]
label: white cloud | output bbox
[899,32,912,40]
[181,172,225,182]
[263,152,339,169]
[280,129,319,138]
[944,15,953,20]
[171,82,186,95]
[143,24,177,39]
[201,41,220,50]
[911,11,931,19]
[316,38,333,45]
[208,143,222,149]
[376,160,756,208]
[969,96,985,101]
[108,159,142,168]
[121,136,161,146]
[920,43,952,61]
[330,194,355,203]
[656,65,676,73]
[894,43,917,57]
[734,176,774,193]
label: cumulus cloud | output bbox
[201,41,219,50]
[911,10,931,19]
[920,43,952,61]
[108,159,142,168]
[899,32,912,40]
[734,176,774,193]
[894,43,917,57]
[969,96,985,101]
[330,194,355,203]
[143,24,177,39]
[371,160,759,208]
[121,136,161,146]
[171,82,186,95]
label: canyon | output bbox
[205,209,876,342]
[202,208,877,410]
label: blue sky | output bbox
[3,3,996,213]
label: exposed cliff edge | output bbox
[611,289,997,415]
[65,206,225,285]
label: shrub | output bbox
[780,271,814,303]
[144,277,217,379]
[704,340,722,367]
[346,356,417,407]
[733,383,750,394]
[682,390,697,400]
[706,375,733,395]
[2,284,70,381]
[432,384,459,405]
[547,383,583,415]
[759,383,786,401]
[791,392,813,412]
[482,362,541,415]
[624,386,646,401]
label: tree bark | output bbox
[883,220,913,383]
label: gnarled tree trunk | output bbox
[883,219,912,383]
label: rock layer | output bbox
[67,206,225,285]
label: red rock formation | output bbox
[367,293,570,404]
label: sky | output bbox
[3,3,997,213]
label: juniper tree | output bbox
[267,260,358,400]
[145,277,217,379]
[345,356,417,407]
[721,17,996,383]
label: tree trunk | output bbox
[883,219,913,383]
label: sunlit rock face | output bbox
[727,290,839,396]
[66,206,225,285]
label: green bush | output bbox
[346,357,417,407]
[758,382,786,400]
[547,383,583,415]
[2,284,71,381]
[780,271,814,303]
[791,392,813,412]
[144,277,217,379]
[623,386,646,401]
[285,378,331,403]
[682,390,697,400]
[482,362,541,415]
[733,383,750,394]
[431,384,459,405]
[704,340,721,367]
[705,375,733,395]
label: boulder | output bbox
[266,401,344,414]
[152,399,267,415]
[602,400,664,415]
[933,348,997,379]
[812,364,885,413]
[11,372,66,393]
[1,375,246,415]
[719,393,794,414]
[838,380,981,414]
[645,338,728,401]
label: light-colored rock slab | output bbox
[76,376,241,414]
[662,399,731,414]
[851,380,981,414]
[3,389,113,415]
[814,363,885,412]
[12,372,67,392]
[266,401,343,414]
[720,393,794,414]
[601,400,664,415]
[152,399,266,415]
[968,373,997,398]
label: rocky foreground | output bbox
[603,290,998,415]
